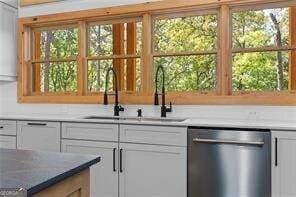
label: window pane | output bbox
[33,62,77,92]
[88,58,141,92]
[154,55,216,91]
[88,22,142,56]
[232,7,289,48]
[36,27,78,59]
[232,51,289,91]
[89,24,113,56]
[154,14,218,53]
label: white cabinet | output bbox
[0,120,17,135]
[62,139,118,197]
[0,1,17,81]
[272,131,296,197]
[119,143,187,197]
[62,122,118,142]
[17,121,61,152]
[0,135,16,149]
[120,125,187,146]
[0,120,17,149]
[61,123,187,197]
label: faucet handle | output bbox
[166,102,172,112]
[119,105,124,112]
[137,109,142,117]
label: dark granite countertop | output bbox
[0,148,100,196]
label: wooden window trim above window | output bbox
[18,0,296,105]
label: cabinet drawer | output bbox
[0,120,17,135]
[0,135,16,149]
[120,125,187,146]
[17,121,61,152]
[62,123,119,142]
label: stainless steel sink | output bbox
[122,117,186,122]
[83,116,120,120]
[82,116,186,122]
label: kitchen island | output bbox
[0,148,100,197]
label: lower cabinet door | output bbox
[119,143,187,197]
[0,136,16,149]
[62,139,118,197]
[272,131,296,197]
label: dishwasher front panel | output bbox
[188,128,271,197]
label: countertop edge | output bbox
[27,156,100,196]
[0,115,295,131]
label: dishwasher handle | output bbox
[193,138,264,146]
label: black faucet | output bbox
[104,67,124,116]
[154,65,172,117]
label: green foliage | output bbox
[154,15,218,91]
[232,52,289,91]
[37,7,291,94]
[39,27,78,92]
[232,8,289,91]
[154,55,216,91]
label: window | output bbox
[232,6,295,92]
[18,1,296,105]
[32,25,78,93]
[87,20,142,93]
[153,13,218,92]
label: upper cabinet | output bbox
[0,1,17,81]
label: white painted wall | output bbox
[0,0,295,122]
[19,0,160,17]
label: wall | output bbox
[0,0,295,122]
[19,0,160,17]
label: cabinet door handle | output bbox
[275,137,278,167]
[27,123,47,126]
[119,148,123,173]
[113,148,117,172]
[0,126,3,129]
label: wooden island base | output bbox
[34,169,90,197]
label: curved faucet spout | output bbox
[155,65,165,106]
[104,67,119,106]
[154,65,172,118]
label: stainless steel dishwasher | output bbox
[188,127,271,197]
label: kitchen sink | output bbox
[83,116,120,120]
[82,116,186,122]
[122,117,186,122]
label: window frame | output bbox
[151,9,220,94]
[230,2,296,94]
[86,17,142,94]
[30,24,79,95]
[18,0,296,105]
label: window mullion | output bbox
[126,22,137,92]
[142,14,153,95]
[78,21,87,96]
[219,5,232,96]
[113,23,125,91]
[290,6,296,90]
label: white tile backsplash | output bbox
[0,82,295,122]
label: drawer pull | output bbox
[120,148,123,173]
[113,148,117,172]
[27,123,47,126]
[275,138,278,167]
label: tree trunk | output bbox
[270,13,284,90]
[44,31,53,92]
